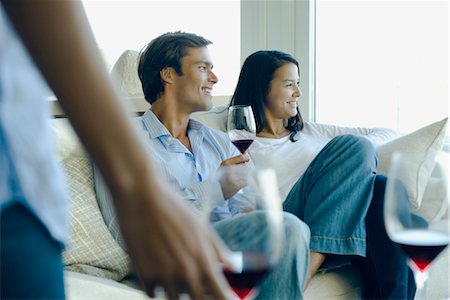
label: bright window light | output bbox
[81,0,240,96]
[315,0,448,134]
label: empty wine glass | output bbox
[227,105,257,154]
[384,152,449,299]
[210,165,284,300]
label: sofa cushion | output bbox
[411,151,449,221]
[376,118,448,209]
[64,271,147,300]
[62,156,130,281]
[52,119,131,281]
[110,50,144,98]
[191,105,229,131]
[304,265,362,300]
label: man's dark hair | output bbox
[138,31,212,104]
[230,50,304,134]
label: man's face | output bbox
[172,46,218,113]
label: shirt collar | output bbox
[141,108,206,145]
[141,109,171,139]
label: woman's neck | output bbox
[257,119,290,139]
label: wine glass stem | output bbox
[413,270,428,300]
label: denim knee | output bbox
[282,212,310,251]
[334,134,377,170]
[258,212,310,297]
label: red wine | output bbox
[391,229,449,272]
[232,139,254,154]
[223,253,273,299]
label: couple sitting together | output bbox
[97,31,416,299]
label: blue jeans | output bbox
[283,134,415,299]
[354,175,416,299]
[214,211,310,300]
[284,135,377,257]
[1,202,65,300]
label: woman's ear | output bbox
[160,67,174,84]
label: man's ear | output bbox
[160,67,174,84]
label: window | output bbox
[315,1,448,134]
[81,0,240,96]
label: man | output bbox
[1,2,231,299]
[98,31,311,299]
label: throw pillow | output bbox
[110,50,144,98]
[376,118,448,209]
[92,164,127,250]
[191,105,229,131]
[62,156,130,281]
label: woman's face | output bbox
[265,62,302,120]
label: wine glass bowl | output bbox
[384,152,449,298]
[228,105,257,154]
[214,166,284,299]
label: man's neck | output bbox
[151,99,191,142]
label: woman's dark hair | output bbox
[230,50,304,134]
[138,31,212,104]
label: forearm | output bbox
[2,0,156,200]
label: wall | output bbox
[241,0,315,121]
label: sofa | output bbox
[54,50,449,299]
[53,107,449,300]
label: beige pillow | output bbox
[376,118,448,209]
[110,50,143,98]
[62,156,130,281]
[191,105,229,131]
[50,119,86,162]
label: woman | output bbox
[230,50,415,299]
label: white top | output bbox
[0,5,69,244]
[250,122,331,200]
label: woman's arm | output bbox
[306,121,400,146]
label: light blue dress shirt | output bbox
[138,109,249,220]
[0,4,69,245]
[94,108,253,249]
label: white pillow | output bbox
[51,117,131,280]
[61,156,131,281]
[376,118,448,209]
[110,50,143,98]
[191,105,229,131]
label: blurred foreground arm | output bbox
[1,0,230,298]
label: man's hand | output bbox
[219,155,250,199]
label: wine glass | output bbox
[227,105,257,154]
[383,152,449,299]
[210,165,284,300]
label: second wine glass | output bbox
[212,165,284,300]
[384,152,449,299]
[228,105,257,154]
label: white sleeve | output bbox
[306,122,400,146]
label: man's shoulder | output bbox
[189,119,237,157]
